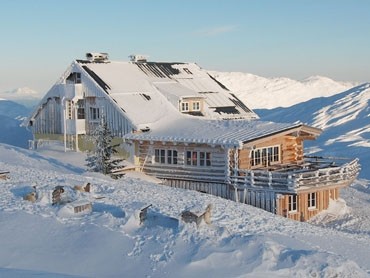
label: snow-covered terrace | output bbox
[231,157,360,193]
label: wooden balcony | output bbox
[231,157,360,193]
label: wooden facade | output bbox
[276,188,339,221]
[131,130,360,222]
[136,141,229,184]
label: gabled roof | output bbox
[75,59,258,127]
[123,118,322,148]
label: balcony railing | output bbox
[230,157,360,193]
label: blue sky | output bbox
[0,0,369,93]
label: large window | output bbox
[308,192,316,209]
[288,195,297,212]
[251,145,280,167]
[186,151,211,167]
[154,149,178,165]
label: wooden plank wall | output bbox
[232,188,277,213]
[276,188,340,221]
[238,135,304,170]
[163,179,277,214]
[33,97,63,134]
[137,141,228,183]
[162,179,230,199]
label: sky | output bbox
[0,0,369,94]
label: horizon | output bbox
[1,0,369,93]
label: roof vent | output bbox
[129,54,148,63]
[86,52,109,63]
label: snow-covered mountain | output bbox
[0,87,41,107]
[255,83,370,179]
[0,100,32,148]
[211,71,356,109]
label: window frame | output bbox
[308,192,316,210]
[154,149,178,165]
[250,145,280,167]
[186,150,211,167]
[192,101,200,111]
[288,195,298,213]
[181,102,189,112]
[76,99,85,119]
[89,107,100,121]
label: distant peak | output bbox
[301,75,335,83]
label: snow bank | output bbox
[0,143,369,277]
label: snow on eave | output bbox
[300,124,323,136]
[123,119,308,149]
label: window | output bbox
[90,107,100,120]
[160,149,165,164]
[181,102,189,112]
[186,151,211,167]
[288,195,297,212]
[251,145,280,167]
[192,101,200,111]
[308,192,316,209]
[66,72,81,84]
[167,150,178,164]
[77,100,85,119]
[154,149,178,165]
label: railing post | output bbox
[268,171,272,188]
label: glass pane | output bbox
[206,152,211,166]
[155,149,159,163]
[186,151,191,165]
[167,150,172,164]
[192,151,197,166]
[173,150,178,165]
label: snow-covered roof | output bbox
[75,59,258,127]
[124,118,321,148]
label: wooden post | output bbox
[243,189,247,203]
[268,171,272,188]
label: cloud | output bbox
[194,25,237,37]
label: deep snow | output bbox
[0,143,369,277]
[1,71,370,277]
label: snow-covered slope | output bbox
[1,72,370,276]
[0,143,369,277]
[256,83,370,179]
[211,71,355,109]
[0,100,32,148]
[0,97,34,148]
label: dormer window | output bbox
[192,101,200,111]
[181,102,189,112]
[179,98,204,116]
